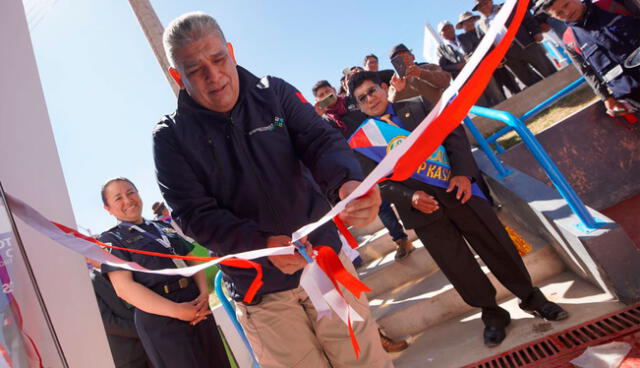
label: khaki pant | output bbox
[235,252,393,368]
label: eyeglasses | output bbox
[356,86,379,105]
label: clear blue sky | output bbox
[28,0,476,234]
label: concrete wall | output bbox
[470,66,584,137]
[0,1,113,366]
[474,153,640,304]
[499,101,640,211]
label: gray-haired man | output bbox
[153,11,393,368]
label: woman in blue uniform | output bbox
[98,177,231,368]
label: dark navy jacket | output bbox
[567,0,640,99]
[152,66,363,300]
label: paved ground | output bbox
[602,193,640,249]
[391,272,626,368]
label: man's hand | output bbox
[405,64,422,79]
[267,235,312,275]
[411,191,439,214]
[540,23,552,33]
[447,176,472,204]
[604,97,628,116]
[533,33,544,43]
[390,73,407,93]
[338,181,381,227]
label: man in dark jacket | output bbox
[437,21,467,79]
[153,12,390,368]
[475,0,557,87]
[88,259,151,368]
[349,71,569,347]
[535,0,640,111]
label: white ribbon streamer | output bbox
[5,193,295,277]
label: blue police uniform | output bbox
[100,220,231,368]
[566,0,640,103]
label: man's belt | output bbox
[154,277,190,294]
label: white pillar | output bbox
[0,1,113,366]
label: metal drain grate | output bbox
[464,304,640,368]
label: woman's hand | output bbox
[189,293,212,326]
[173,301,201,322]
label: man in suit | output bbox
[87,258,151,368]
[437,21,467,79]
[348,71,569,347]
[475,0,557,87]
[311,79,416,261]
[457,10,522,97]
[438,20,505,106]
[457,11,483,55]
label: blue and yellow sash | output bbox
[348,119,486,200]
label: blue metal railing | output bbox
[484,77,586,152]
[467,103,602,231]
[214,272,259,367]
[463,117,512,178]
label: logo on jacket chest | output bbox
[248,116,285,136]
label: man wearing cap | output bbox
[439,19,505,106]
[475,0,557,87]
[349,71,569,348]
[535,0,640,112]
[457,11,521,98]
[388,43,452,105]
[457,11,483,55]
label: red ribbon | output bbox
[52,222,263,304]
[333,217,359,249]
[314,245,371,359]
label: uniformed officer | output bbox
[535,0,640,112]
[98,177,231,368]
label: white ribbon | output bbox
[5,193,295,277]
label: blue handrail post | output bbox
[469,105,602,231]
[214,272,260,368]
[463,116,512,178]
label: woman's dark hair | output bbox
[101,177,138,206]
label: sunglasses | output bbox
[356,86,379,105]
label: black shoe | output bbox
[483,325,507,347]
[352,256,364,269]
[522,301,569,321]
